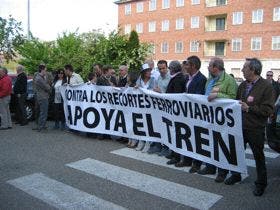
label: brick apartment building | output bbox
[115,0,280,79]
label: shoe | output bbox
[0,127,9,130]
[197,167,216,175]
[175,160,192,167]
[253,186,265,196]
[189,166,200,173]
[8,127,12,129]
[224,175,241,185]
[165,153,173,159]
[128,144,137,148]
[166,158,180,165]
[142,142,151,153]
[135,141,145,151]
[215,173,227,183]
[158,147,169,156]
[33,126,47,131]
[127,140,132,147]
[20,122,28,126]
[147,146,161,154]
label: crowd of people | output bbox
[0,56,279,197]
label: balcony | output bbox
[205,14,227,32]
[204,40,227,57]
[205,0,227,7]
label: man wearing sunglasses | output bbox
[266,71,280,101]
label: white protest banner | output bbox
[61,84,247,174]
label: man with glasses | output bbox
[197,57,238,183]
[266,70,280,100]
[224,58,274,196]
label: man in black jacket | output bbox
[117,65,128,87]
[13,65,28,126]
[266,70,280,101]
[165,60,187,165]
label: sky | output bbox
[0,0,118,41]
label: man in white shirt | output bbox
[64,64,84,85]
[146,59,160,80]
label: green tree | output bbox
[51,32,89,72]
[17,38,53,73]
[127,30,143,73]
[16,30,152,77]
[0,15,24,62]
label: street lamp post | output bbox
[27,0,30,39]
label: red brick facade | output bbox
[116,0,280,62]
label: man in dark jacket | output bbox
[13,65,28,125]
[224,58,274,197]
[117,65,128,87]
[266,70,280,101]
[96,65,117,86]
[165,60,187,165]
[176,56,207,170]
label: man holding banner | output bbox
[61,61,247,175]
[224,58,274,196]
[198,57,238,183]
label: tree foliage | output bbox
[16,30,152,77]
[0,15,24,62]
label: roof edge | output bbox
[114,0,139,5]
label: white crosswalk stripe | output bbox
[7,173,126,210]
[6,144,278,210]
[110,148,248,180]
[67,158,223,210]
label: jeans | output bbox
[38,98,49,129]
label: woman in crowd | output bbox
[52,69,67,130]
[134,64,156,152]
[126,71,140,148]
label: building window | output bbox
[232,38,242,51]
[216,0,226,6]
[232,12,243,25]
[190,41,199,52]
[216,17,225,30]
[148,21,156,32]
[252,9,263,23]
[215,42,225,56]
[191,16,199,28]
[175,41,184,53]
[136,2,144,13]
[176,0,184,7]
[273,7,280,21]
[161,20,169,31]
[149,0,157,11]
[125,4,131,15]
[251,37,262,51]
[176,18,184,30]
[191,0,200,5]
[161,42,169,53]
[272,36,280,50]
[124,24,131,34]
[136,23,143,33]
[162,0,170,9]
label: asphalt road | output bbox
[0,122,280,210]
